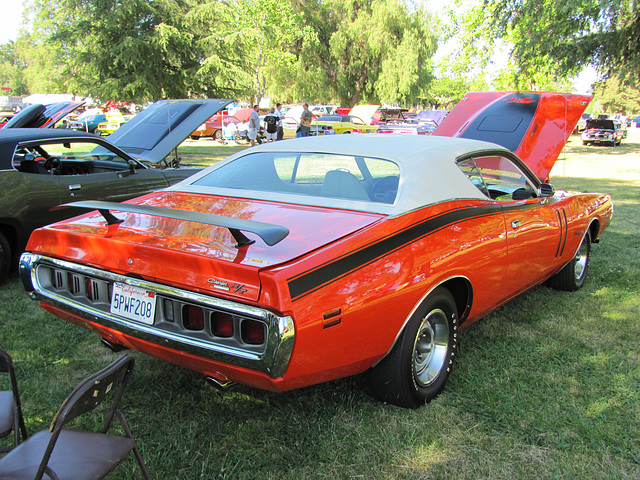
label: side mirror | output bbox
[128,159,137,174]
[539,183,555,197]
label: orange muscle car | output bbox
[20,92,613,408]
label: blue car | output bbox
[66,112,107,133]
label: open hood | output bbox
[348,105,380,124]
[106,99,232,164]
[3,102,85,129]
[433,92,591,181]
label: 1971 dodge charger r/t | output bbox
[20,93,613,408]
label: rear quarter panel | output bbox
[263,200,511,389]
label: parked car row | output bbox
[189,105,453,142]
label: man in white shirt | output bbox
[274,103,284,140]
[248,105,260,146]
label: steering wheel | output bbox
[370,176,399,202]
[44,158,61,175]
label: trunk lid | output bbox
[27,191,384,301]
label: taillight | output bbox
[241,320,266,345]
[212,312,234,337]
[183,304,205,330]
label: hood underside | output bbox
[106,99,232,163]
[434,91,592,181]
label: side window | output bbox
[456,158,489,197]
[13,141,132,175]
[472,155,537,201]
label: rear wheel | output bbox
[0,231,11,284]
[213,129,222,141]
[365,287,458,408]
[545,232,590,291]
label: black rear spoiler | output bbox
[59,200,289,248]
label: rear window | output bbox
[193,152,400,204]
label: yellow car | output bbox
[95,112,127,136]
[312,114,379,134]
[311,104,379,135]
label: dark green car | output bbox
[0,99,230,282]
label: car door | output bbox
[1,168,62,247]
[41,140,170,220]
[57,155,169,205]
[472,154,562,295]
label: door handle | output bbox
[68,184,81,191]
[511,220,521,229]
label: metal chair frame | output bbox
[0,354,150,479]
[0,348,28,453]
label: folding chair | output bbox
[0,354,150,479]
[0,349,28,453]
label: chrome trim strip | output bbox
[20,253,294,378]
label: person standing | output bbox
[300,103,312,137]
[248,104,260,146]
[275,103,284,140]
[264,108,278,142]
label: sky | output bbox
[3,1,596,94]
[2,1,24,44]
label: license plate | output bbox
[110,283,157,325]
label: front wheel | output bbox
[545,232,590,291]
[365,287,458,408]
[0,231,11,284]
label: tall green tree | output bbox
[286,0,439,107]
[50,0,206,102]
[189,0,313,104]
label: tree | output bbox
[189,0,313,104]
[591,74,640,115]
[486,0,640,86]
[0,41,29,96]
[285,0,439,107]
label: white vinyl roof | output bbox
[173,134,514,215]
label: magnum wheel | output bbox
[0,231,11,284]
[365,287,458,408]
[545,232,590,291]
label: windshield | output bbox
[193,151,401,204]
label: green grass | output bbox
[1,131,639,479]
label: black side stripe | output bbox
[559,209,568,257]
[555,210,564,257]
[287,204,507,302]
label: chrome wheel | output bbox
[574,236,589,282]
[413,308,450,387]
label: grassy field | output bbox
[1,130,639,479]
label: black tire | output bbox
[213,129,222,141]
[0,231,11,284]
[190,135,199,140]
[545,232,590,291]
[582,141,588,146]
[365,287,458,408]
